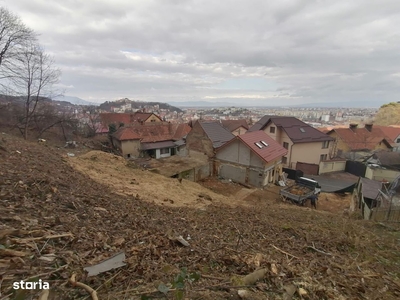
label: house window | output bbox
[151,119,156,122]
[322,141,330,149]
[283,142,289,149]
[270,126,275,133]
[397,138,400,143]
[320,154,327,161]
[160,148,169,154]
[127,154,131,158]
[282,156,287,164]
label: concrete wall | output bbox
[112,137,141,158]
[365,166,400,183]
[319,160,346,174]
[216,139,266,168]
[176,145,187,157]
[219,164,247,183]
[186,122,214,157]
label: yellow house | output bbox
[248,116,333,170]
[327,124,393,158]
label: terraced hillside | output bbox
[0,134,399,299]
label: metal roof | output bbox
[199,122,235,148]
[360,177,382,200]
[249,115,333,143]
[141,140,176,150]
[238,131,288,163]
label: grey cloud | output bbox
[3,0,400,105]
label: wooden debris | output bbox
[69,273,98,300]
[307,242,332,256]
[38,289,50,300]
[0,248,28,257]
[271,244,299,259]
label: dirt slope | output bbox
[0,134,400,300]
[68,150,230,208]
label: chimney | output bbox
[365,123,373,132]
[349,123,358,131]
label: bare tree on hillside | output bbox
[0,7,35,71]
[3,43,61,139]
[81,105,102,137]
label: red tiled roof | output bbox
[113,127,141,141]
[100,112,162,126]
[221,119,249,132]
[329,127,393,150]
[373,125,400,142]
[237,130,288,163]
[173,123,191,140]
[112,122,189,143]
[249,116,333,143]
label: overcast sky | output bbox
[3,0,400,106]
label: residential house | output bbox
[248,116,334,170]
[100,112,163,128]
[186,121,235,158]
[327,124,393,159]
[373,125,400,152]
[221,119,249,136]
[111,122,191,159]
[215,130,288,187]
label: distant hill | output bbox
[53,95,99,106]
[167,101,235,107]
[99,98,183,113]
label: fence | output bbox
[319,160,346,174]
[296,162,319,175]
[370,206,400,222]
[345,160,366,177]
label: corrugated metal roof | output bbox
[141,140,176,150]
[199,122,235,148]
[361,177,382,200]
[238,130,288,163]
[249,116,333,143]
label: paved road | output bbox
[306,175,358,193]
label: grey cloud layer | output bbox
[3,0,400,105]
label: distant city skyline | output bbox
[4,0,400,106]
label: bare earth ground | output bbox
[1,134,400,299]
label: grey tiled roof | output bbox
[199,122,235,148]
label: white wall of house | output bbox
[156,148,171,159]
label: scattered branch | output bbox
[271,244,299,259]
[69,273,98,300]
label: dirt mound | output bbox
[0,134,399,299]
[68,150,228,208]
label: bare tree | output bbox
[0,7,35,70]
[81,105,102,137]
[3,42,61,139]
